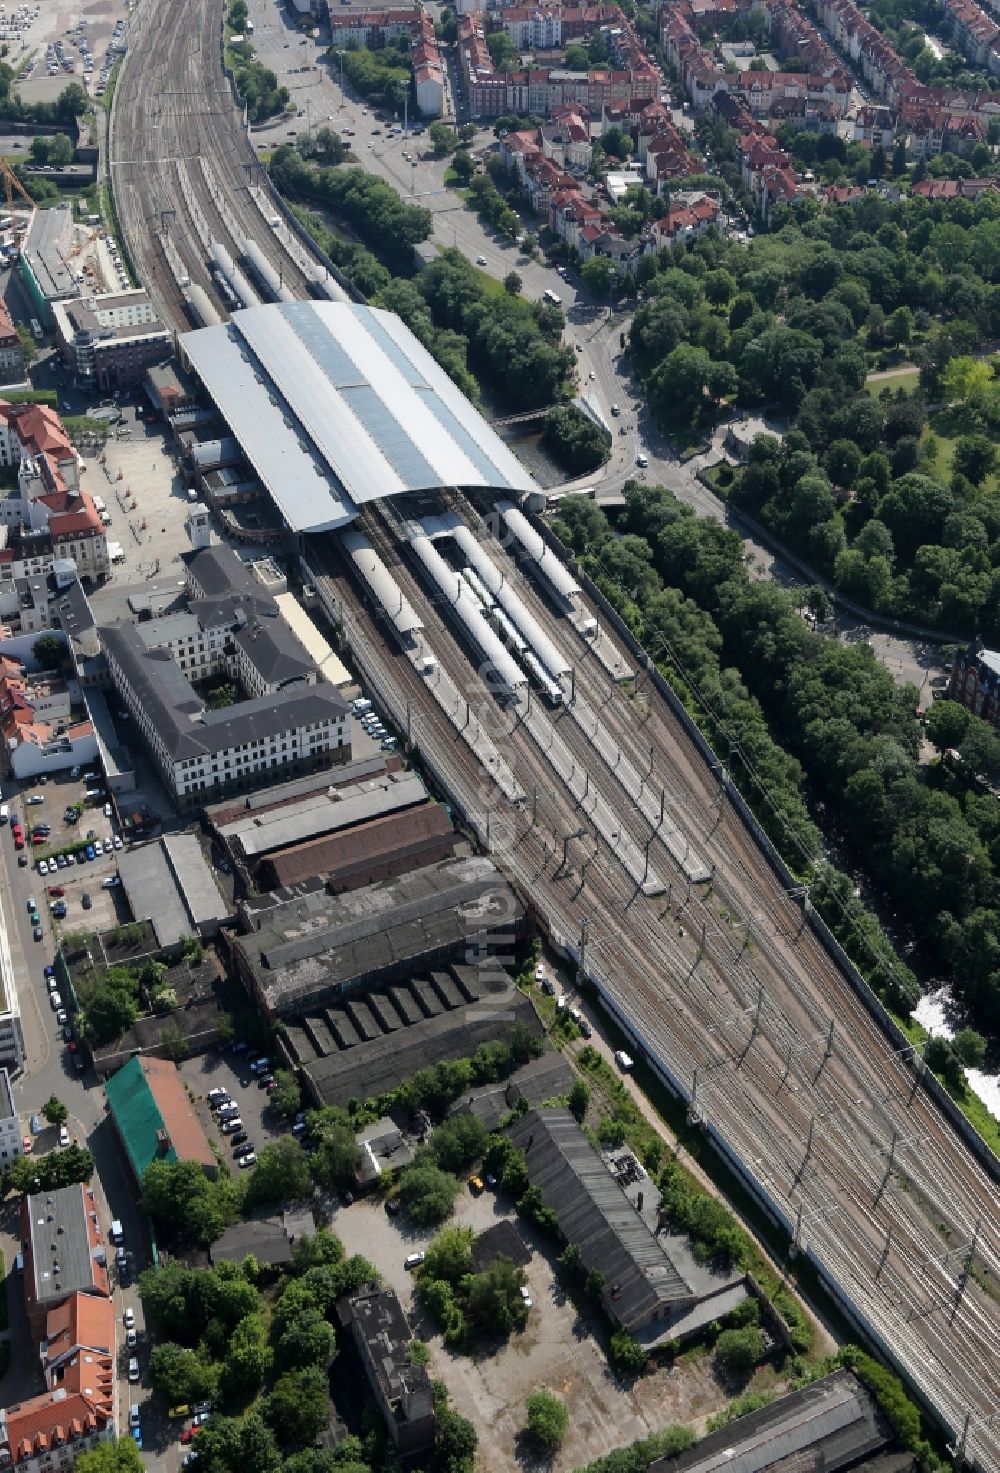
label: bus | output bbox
[542,288,562,306]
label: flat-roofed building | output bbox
[0,1064,24,1168]
[231,854,525,1016]
[20,1184,110,1341]
[52,289,171,390]
[337,1286,435,1454]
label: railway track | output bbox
[109,0,317,331]
[307,499,1000,1472]
[108,0,1000,1448]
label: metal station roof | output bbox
[181,303,538,535]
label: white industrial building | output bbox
[180,302,538,535]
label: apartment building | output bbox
[51,289,171,390]
[0,1391,113,1473]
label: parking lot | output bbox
[181,1047,291,1169]
[331,1194,742,1473]
[17,770,127,937]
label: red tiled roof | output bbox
[140,1056,217,1170]
[0,1390,111,1464]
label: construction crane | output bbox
[0,157,35,221]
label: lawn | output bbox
[923,414,1000,496]
[865,369,920,396]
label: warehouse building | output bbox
[259,800,459,891]
[649,1370,892,1473]
[508,1108,748,1342]
[180,301,538,536]
[105,1055,217,1187]
[291,961,541,1107]
[116,834,229,947]
[17,204,77,324]
[230,854,525,1016]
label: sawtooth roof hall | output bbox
[180,302,538,534]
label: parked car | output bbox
[238,1152,256,1169]
[229,1130,248,1147]
[207,1088,228,1105]
[82,893,92,909]
[58,1125,69,1147]
[128,1356,139,1383]
[124,1307,135,1329]
[234,1142,255,1159]
[221,1117,243,1135]
[404,1252,425,1270]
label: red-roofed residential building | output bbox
[0,1390,113,1473]
[42,1293,116,1399]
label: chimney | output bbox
[155,1129,171,1157]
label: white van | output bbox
[0,804,8,824]
[353,698,372,715]
[110,1219,124,1244]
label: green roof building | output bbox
[105,1055,216,1185]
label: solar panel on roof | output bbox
[353,306,429,388]
[279,301,366,387]
[417,390,517,487]
[340,385,440,486]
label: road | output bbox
[0,784,159,1465]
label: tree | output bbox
[264,1365,330,1448]
[466,1254,528,1335]
[398,1162,461,1224]
[32,633,64,671]
[487,30,518,68]
[76,1441,145,1473]
[567,1077,590,1123]
[715,1325,764,1374]
[275,1306,336,1371]
[47,132,74,165]
[16,323,37,365]
[308,1124,361,1189]
[6,1144,94,1196]
[925,699,970,754]
[953,434,996,487]
[429,120,458,156]
[953,1027,987,1068]
[542,404,610,476]
[142,1159,239,1245]
[564,43,589,68]
[436,1406,478,1473]
[270,1068,302,1119]
[149,1342,217,1405]
[524,1390,569,1451]
[503,270,522,296]
[245,1138,312,1207]
[450,149,475,184]
[43,1094,68,1126]
[422,1225,475,1283]
[221,1312,272,1406]
[609,1328,648,1373]
[580,255,618,300]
